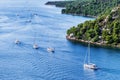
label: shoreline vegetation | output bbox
[61,0,120,18]
[45,0,120,18]
[67,5,120,49]
[66,35,120,49]
[45,1,74,8]
[45,1,120,49]
[45,1,96,18]
[45,1,97,18]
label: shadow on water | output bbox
[100,67,120,75]
[67,39,120,53]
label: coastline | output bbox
[62,13,97,18]
[46,1,120,50]
[45,1,74,8]
[45,1,97,18]
[66,35,120,49]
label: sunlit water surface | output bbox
[0,0,120,80]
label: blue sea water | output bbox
[0,0,120,80]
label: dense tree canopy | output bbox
[62,0,120,17]
[67,6,120,45]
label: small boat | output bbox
[26,20,31,23]
[15,39,20,44]
[16,14,19,17]
[84,63,97,70]
[33,44,39,49]
[83,42,98,70]
[47,47,55,52]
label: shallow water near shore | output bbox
[0,0,120,80]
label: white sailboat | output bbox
[32,28,39,49]
[15,39,20,44]
[47,47,55,52]
[47,33,55,53]
[15,14,21,45]
[33,44,39,49]
[84,42,98,70]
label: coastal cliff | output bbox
[67,5,120,48]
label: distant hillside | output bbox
[45,0,90,7]
[45,0,120,17]
[67,5,120,48]
[62,0,120,17]
[45,1,74,7]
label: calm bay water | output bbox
[0,0,120,80]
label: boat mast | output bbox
[34,31,37,44]
[88,41,90,64]
[84,49,87,64]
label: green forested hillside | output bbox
[45,1,74,7]
[67,6,120,47]
[62,0,120,17]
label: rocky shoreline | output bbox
[66,35,120,49]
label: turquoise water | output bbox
[0,0,120,80]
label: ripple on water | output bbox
[0,4,119,80]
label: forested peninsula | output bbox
[46,0,120,48]
[67,5,120,48]
[46,0,120,17]
[62,0,120,17]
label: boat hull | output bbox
[47,48,55,52]
[33,44,39,49]
[84,64,98,70]
[15,40,20,44]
